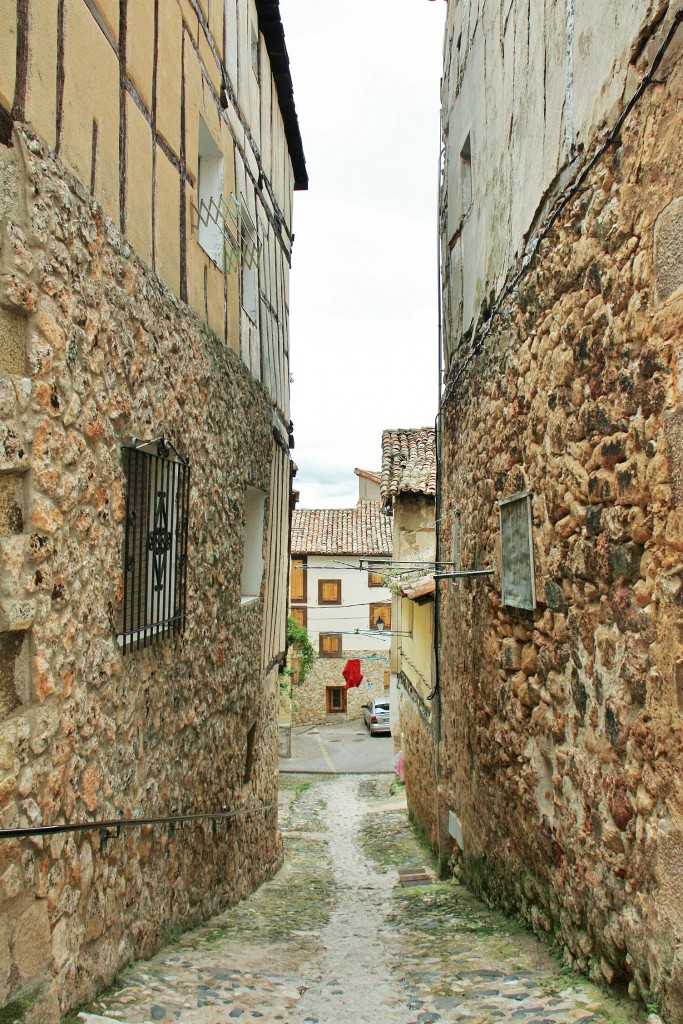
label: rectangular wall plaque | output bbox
[499,491,536,611]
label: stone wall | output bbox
[0,127,283,1022]
[397,677,438,848]
[292,652,390,727]
[438,44,683,1021]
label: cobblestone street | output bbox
[76,775,641,1024]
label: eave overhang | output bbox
[255,0,308,190]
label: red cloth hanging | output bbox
[342,659,363,689]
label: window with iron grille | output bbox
[118,437,190,653]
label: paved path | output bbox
[77,775,639,1024]
[279,719,394,774]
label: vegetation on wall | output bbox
[286,616,317,684]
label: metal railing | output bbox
[0,803,278,844]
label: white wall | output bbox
[304,555,392,655]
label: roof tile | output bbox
[381,428,437,503]
[291,501,392,556]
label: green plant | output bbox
[286,616,316,684]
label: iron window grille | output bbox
[118,436,190,653]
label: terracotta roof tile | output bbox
[291,501,392,556]
[354,468,381,484]
[401,574,436,601]
[381,428,437,502]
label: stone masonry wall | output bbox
[438,46,683,1022]
[0,127,282,1022]
[397,679,438,849]
[292,652,390,728]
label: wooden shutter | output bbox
[369,602,391,630]
[318,579,341,604]
[368,571,384,587]
[290,606,307,628]
[319,633,341,656]
[291,557,306,602]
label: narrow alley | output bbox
[76,774,638,1024]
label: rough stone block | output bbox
[0,631,24,717]
[0,476,24,535]
[609,542,643,582]
[654,196,683,306]
[11,899,51,983]
[501,637,522,671]
[585,505,602,536]
[0,306,26,374]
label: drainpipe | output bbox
[433,117,446,871]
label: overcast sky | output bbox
[279,0,446,508]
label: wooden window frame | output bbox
[318,579,342,605]
[290,556,307,603]
[319,633,342,657]
[369,601,391,631]
[326,686,347,713]
[367,567,385,587]
[290,606,308,628]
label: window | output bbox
[499,492,536,611]
[319,633,342,657]
[318,579,341,605]
[197,120,224,265]
[290,556,307,603]
[369,602,391,631]
[119,438,190,653]
[241,487,266,605]
[460,133,472,213]
[290,606,307,628]
[326,686,347,713]
[240,203,258,323]
[383,670,390,690]
[368,569,385,587]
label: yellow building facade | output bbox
[0,0,306,419]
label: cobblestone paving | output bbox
[75,775,642,1024]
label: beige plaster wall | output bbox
[3,0,297,422]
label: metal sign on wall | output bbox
[499,492,536,610]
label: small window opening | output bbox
[241,487,266,605]
[243,721,257,784]
[460,134,472,213]
[197,119,224,265]
[118,437,190,653]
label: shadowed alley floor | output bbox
[77,775,639,1024]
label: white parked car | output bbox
[362,698,391,736]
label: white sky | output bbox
[279,0,446,508]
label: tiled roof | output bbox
[401,575,436,601]
[381,428,437,502]
[291,502,392,556]
[354,468,381,484]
